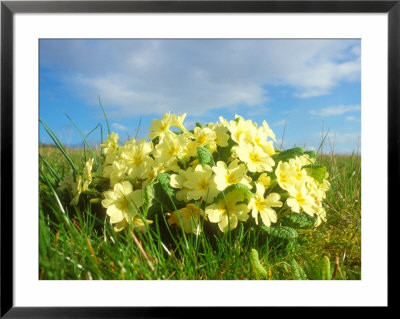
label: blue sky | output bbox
[39,39,361,154]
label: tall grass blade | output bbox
[135,117,142,140]
[39,118,78,174]
[39,154,60,182]
[98,95,110,135]
[64,112,98,167]
[317,129,330,156]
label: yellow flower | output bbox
[248,183,282,226]
[113,216,153,233]
[167,203,204,234]
[288,156,313,184]
[232,142,275,173]
[275,161,297,190]
[109,160,127,187]
[227,115,254,144]
[286,184,315,216]
[252,126,275,156]
[171,113,188,132]
[148,112,175,141]
[313,206,327,227]
[321,172,331,193]
[205,190,250,232]
[187,127,217,154]
[212,160,252,191]
[218,116,229,127]
[100,133,119,155]
[101,181,146,232]
[82,158,94,191]
[183,164,218,203]
[153,133,187,169]
[70,175,83,206]
[208,122,230,147]
[257,173,271,189]
[262,120,276,142]
[121,138,154,180]
[144,161,168,186]
[170,167,194,202]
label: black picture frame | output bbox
[1,0,395,317]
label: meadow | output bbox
[39,142,361,280]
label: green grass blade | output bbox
[39,118,78,174]
[64,112,98,167]
[39,154,60,182]
[98,95,110,135]
[135,117,142,140]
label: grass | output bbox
[39,143,361,280]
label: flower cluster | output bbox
[59,113,330,235]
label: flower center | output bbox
[159,122,168,132]
[168,146,179,156]
[225,173,239,185]
[197,134,207,145]
[198,178,209,191]
[131,154,143,166]
[255,196,266,212]
[118,198,130,212]
[249,152,260,163]
[296,193,306,205]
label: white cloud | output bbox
[41,39,361,118]
[310,104,361,117]
[346,115,361,122]
[112,122,128,131]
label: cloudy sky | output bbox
[39,39,361,154]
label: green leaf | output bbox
[302,164,326,183]
[321,256,331,280]
[143,178,174,219]
[197,146,215,167]
[215,183,254,204]
[290,259,307,280]
[304,150,317,159]
[282,212,317,229]
[261,225,298,240]
[272,147,304,164]
[250,249,268,279]
[195,122,204,128]
[64,113,98,167]
[156,173,175,197]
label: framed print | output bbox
[1,0,396,316]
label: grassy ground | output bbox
[39,145,361,280]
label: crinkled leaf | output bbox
[215,183,254,204]
[261,225,298,239]
[321,256,331,280]
[302,164,326,183]
[272,147,304,163]
[156,173,175,197]
[144,178,174,219]
[282,212,317,229]
[197,146,215,167]
[290,259,307,280]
